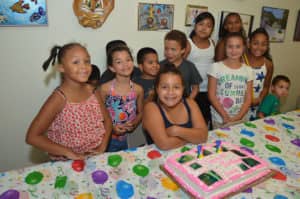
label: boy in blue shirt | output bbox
[257,75,290,118]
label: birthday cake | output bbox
[163,141,273,199]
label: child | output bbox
[243,28,274,120]
[215,12,246,61]
[208,32,253,129]
[143,63,208,150]
[87,64,101,90]
[257,75,290,118]
[99,46,144,152]
[26,43,112,160]
[160,29,202,99]
[134,47,160,102]
[100,40,142,84]
[184,12,215,129]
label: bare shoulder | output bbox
[42,90,66,113]
[144,101,159,113]
[133,82,144,95]
[185,98,199,110]
[265,59,274,69]
[99,81,112,93]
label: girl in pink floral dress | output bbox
[26,43,112,160]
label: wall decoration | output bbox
[0,0,48,26]
[260,6,289,42]
[219,11,254,37]
[293,10,300,41]
[138,3,174,31]
[185,5,208,26]
[73,0,114,29]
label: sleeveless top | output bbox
[243,55,268,120]
[47,88,106,158]
[144,98,193,145]
[157,98,193,128]
[105,80,137,138]
[187,38,214,92]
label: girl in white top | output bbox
[243,28,274,120]
[208,32,253,129]
[185,12,215,129]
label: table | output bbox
[1,111,300,199]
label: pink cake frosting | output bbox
[163,141,272,199]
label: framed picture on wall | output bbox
[293,10,300,41]
[138,3,174,31]
[219,11,254,38]
[185,5,208,26]
[0,0,48,26]
[260,6,289,42]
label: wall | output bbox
[0,0,299,171]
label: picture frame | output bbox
[0,0,48,26]
[185,5,208,26]
[260,6,289,42]
[138,3,174,31]
[219,11,254,38]
[293,10,300,41]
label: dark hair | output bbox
[137,47,158,64]
[105,40,127,55]
[42,42,86,71]
[272,75,290,86]
[189,12,215,38]
[88,64,101,82]
[164,29,187,49]
[224,32,247,47]
[107,46,133,66]
[249,27,272,61]
[218,12,246,39]
[153,63,186,101]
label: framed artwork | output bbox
[138,3,174,31]
[0,0,48,26]
[260,6,289,42]
[185,5,208,26]
[219,11,254,37]
[293,10,300,41]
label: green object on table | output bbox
[240,137,255,148]
[180,146,191,152]
[55,175,67,188]
[108,154,122,167]
[265,144,281,153]
[132,164,149,177]
[25,171,43,185]
[244,122,257,128]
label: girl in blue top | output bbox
[143,63,208,150]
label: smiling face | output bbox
[139,53,160,79]
[156,73,184,108]
[109,50,134,78]
[248,33,269,57]
[272,80,290,98]
[224,14,242,33]
[225,36,245,60]
[164,40,185,66]
[59,46,92,83]
[194,18,214,39]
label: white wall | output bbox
[0,0,299,171]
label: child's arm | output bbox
[254,60,274,106]
[26,92,85,160]
[166,98,208,144]
[125,84,144,131]
[257,111,266,119]
[89,90,112,154]
[208,75,230,123]
[143,102,186,150]
[214,39,226,61]
[231,80,253,121]
[190,84,199,99]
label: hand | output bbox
[222,115,231,124]
[113,125,127,135]
[123,121,136,132]
[64,149,85,160]
[85,145,105,157]
[166,125,180,137]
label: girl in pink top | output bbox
[26,43,112,160]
